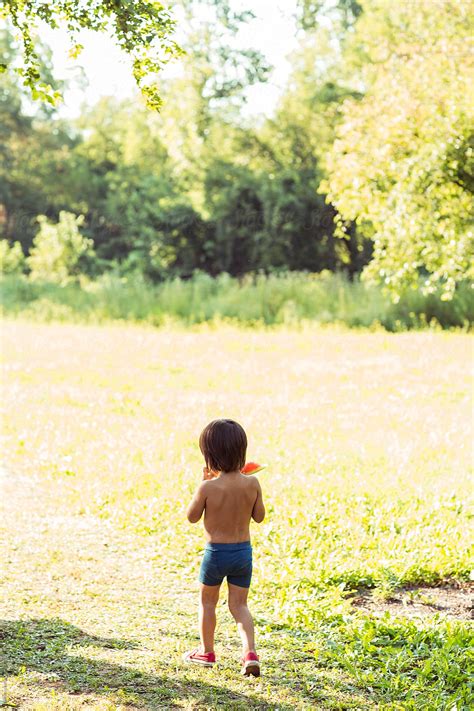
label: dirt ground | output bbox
[351,583,473,620]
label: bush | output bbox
[27,212,95,284]
[0,240,25,275]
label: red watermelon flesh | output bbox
[241,462,266,475]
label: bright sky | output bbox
[42,1,299,119]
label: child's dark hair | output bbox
[199,419,247,473]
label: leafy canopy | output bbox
[322,0,474,298]
[0,0,182,108]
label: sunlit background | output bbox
[0,0,472,709]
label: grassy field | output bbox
[0,320,472,710]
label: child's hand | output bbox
[202,467,216,481]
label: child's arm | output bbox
[186,484,207,523]
[251,478,265,523]
[186,468,214,523]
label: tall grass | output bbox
[1,271,472,330]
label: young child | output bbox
[183,419,265,676]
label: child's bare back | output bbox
[189,471,264,543]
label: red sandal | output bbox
[241,651,260,677]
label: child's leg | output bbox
[227,583,255,654]
[199,583,220,653]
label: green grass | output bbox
[0,321,472,709]
[1,271,473,329]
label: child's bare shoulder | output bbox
[242,474,261,490]
[201,477,222,493]
[243,473,260,484]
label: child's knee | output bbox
[200,584,220,607]
[228,599,247,616]
[200,598,218,611]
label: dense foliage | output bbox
[0,16,354,279]
[323,0,474,298]
[0,0,472,303]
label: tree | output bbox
[322,0,474,297]
[0,29,79,249]
[203,161,263,274]
[298,0,362,32]
[0,0,182,108]
[130,0,272,276]
[248,22,368,275]
[157,0,270,181]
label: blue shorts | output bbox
[199,541,252,588]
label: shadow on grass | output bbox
[0,618,292,710]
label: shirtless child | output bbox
[183,419,265,676]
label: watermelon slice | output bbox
[241,461,266,475]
